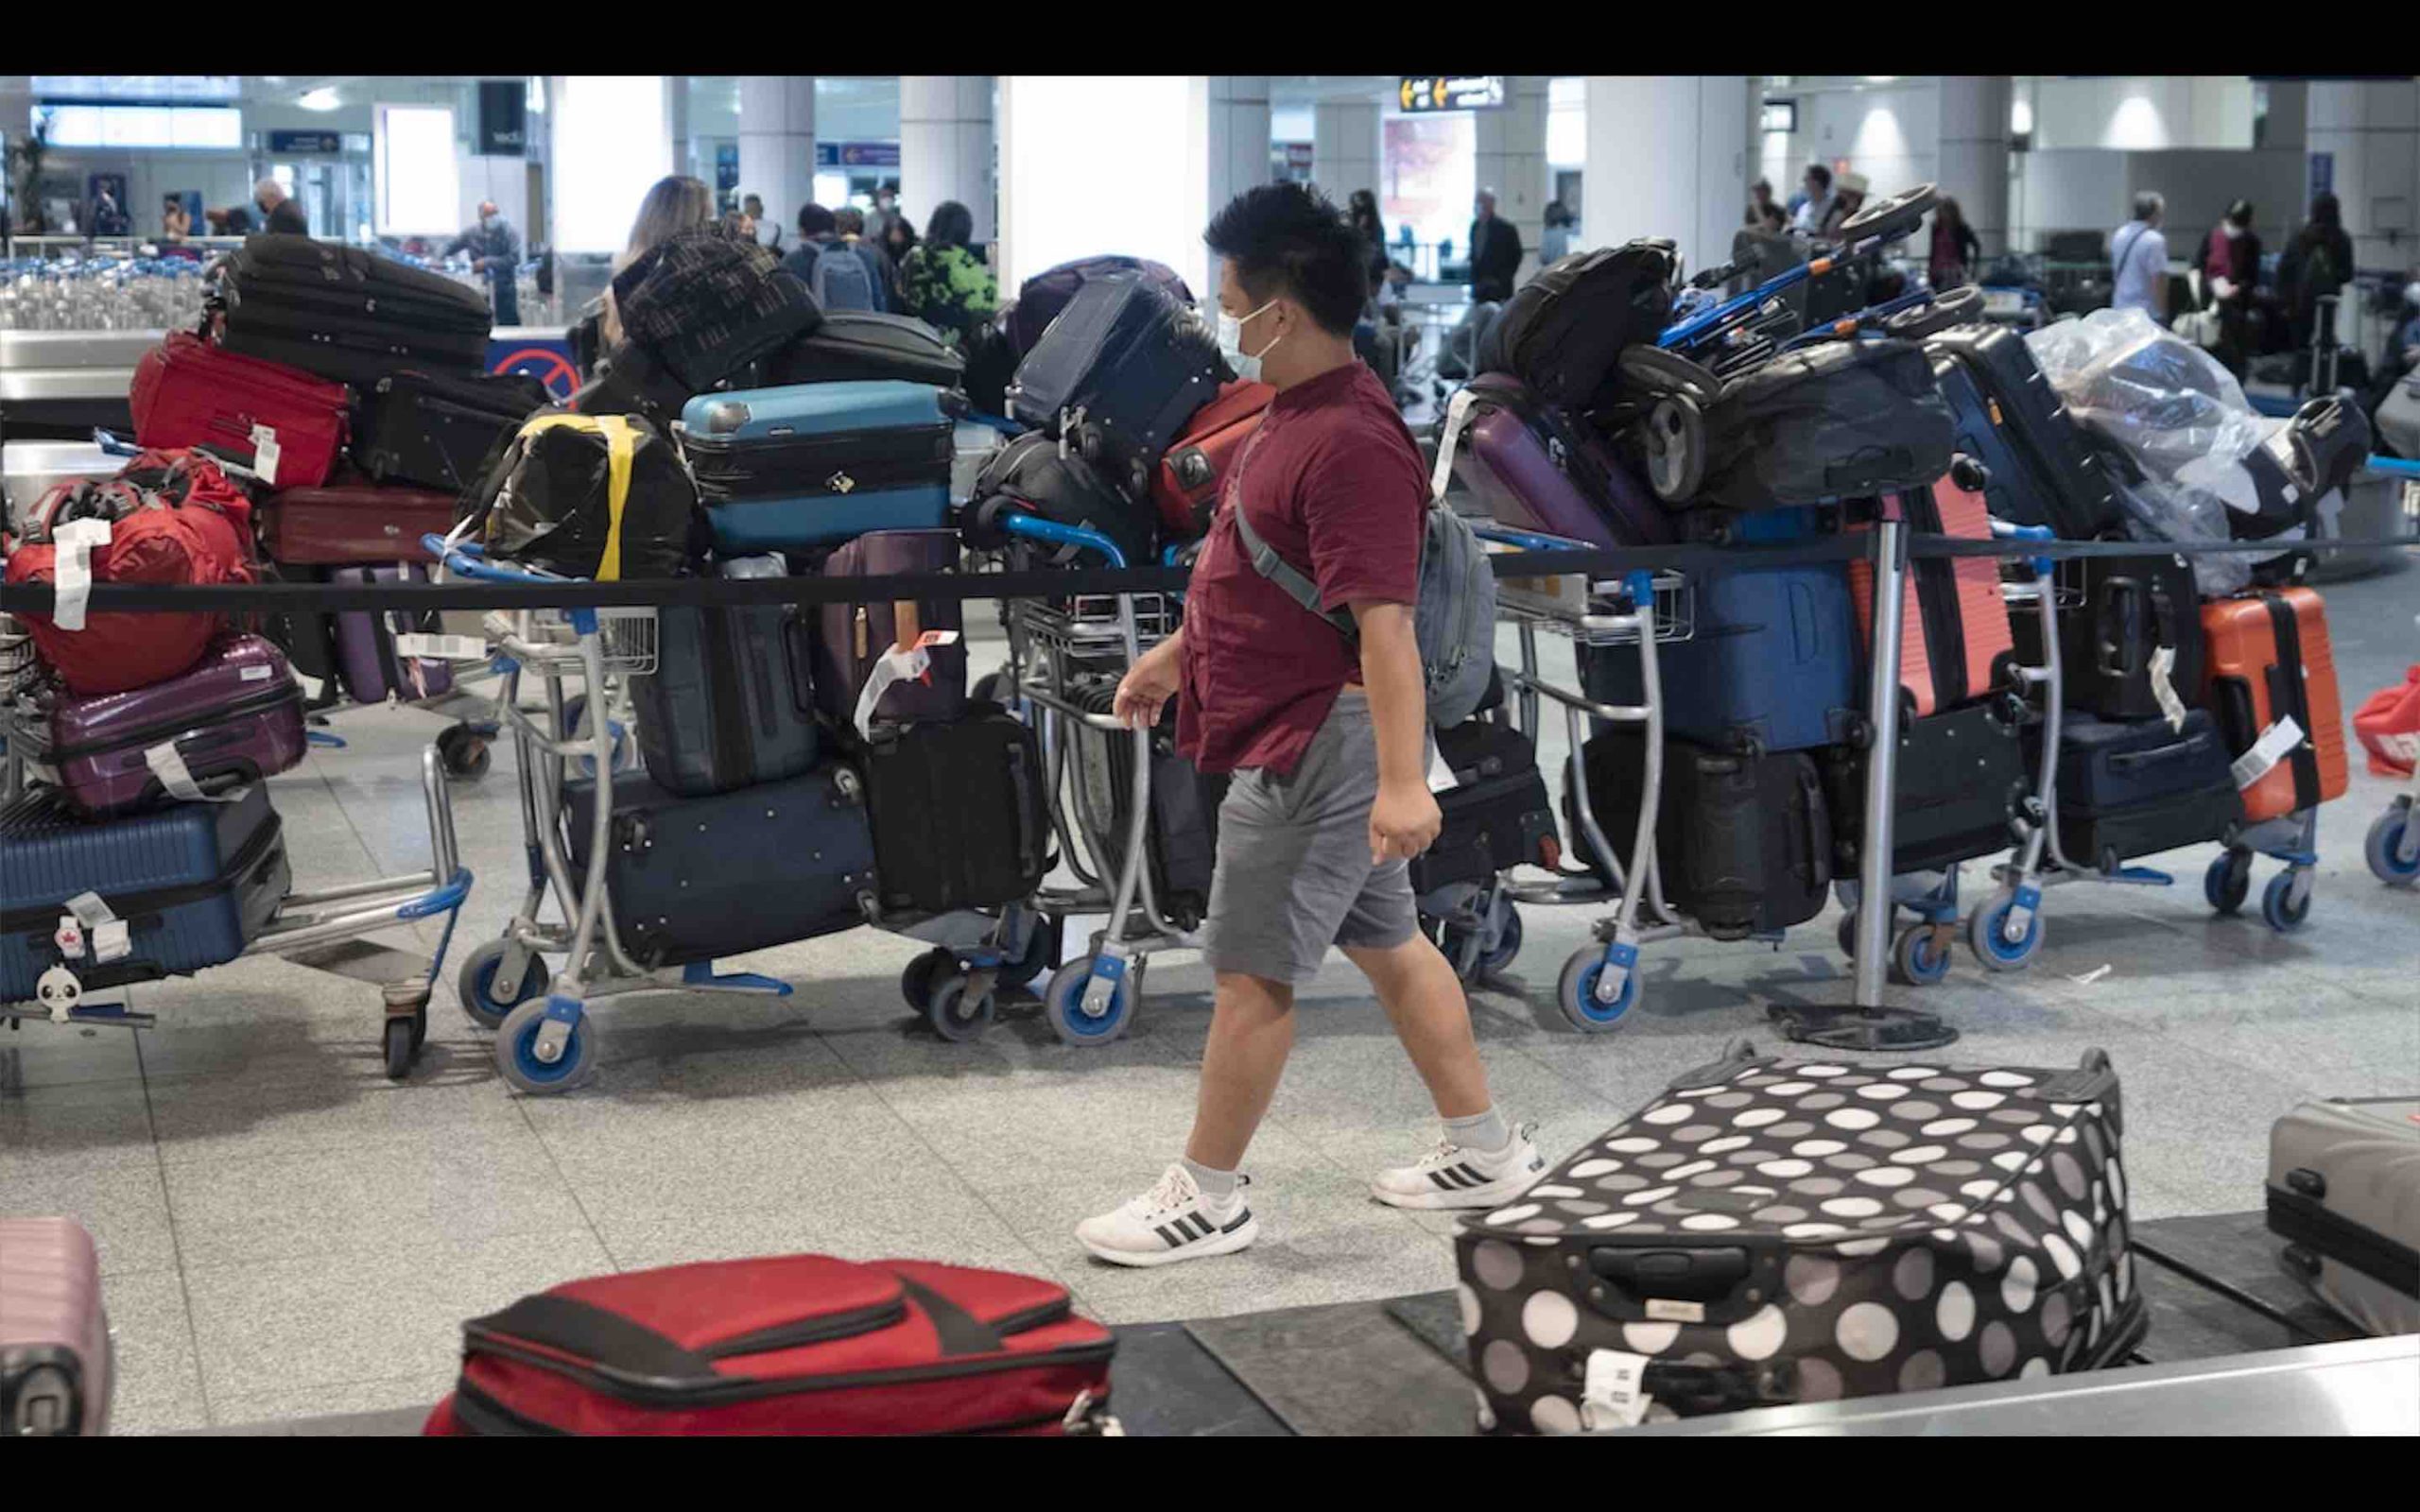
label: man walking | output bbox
[443,199,523,325]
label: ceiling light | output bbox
[298,88,341,112]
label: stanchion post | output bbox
[1852,509,1908,1006]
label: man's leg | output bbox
[1341,936,1488,1119]
[1186,971,1296,1172]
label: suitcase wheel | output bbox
[1044,954,1135,1046]
[1966,887,2044,971]
[2366,805,2420,887]
[1557,946,1640,1033]
[2258,869,2313,934]
[2204,851,2254,916]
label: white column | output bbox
[999,77,1211,296]
[738,75,815,232]
[2308,78,2419,281]
[1205,76,1272,214]
[900,76,994,248]
[1937,76,2012,262]
[1312,99,1382,204]
[1582,76,1751,281]
[1475,77,1552,281]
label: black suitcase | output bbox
[1006,275,1224,502]
[562,764,874,969]
[763,311,966,389]
[1823,697,2030,875]
[860,707,1051,916]
[352,369,553,493]
[1927,325,2119,538]
[629,596,820,799]
[2012,551,2204,722]
[2034,710,2243,868]
[250,562,342,712]
[1076,685,1223,932]
[1697,338,1956,511]
[1571,731,1831,939]
[1459,1040,2142,1433]
[213,235,491,387]
[1409,716,1559,896]
[1477,239,1677,411]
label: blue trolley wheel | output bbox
[1479,902,1525,974]
[495,998,596,1094]
[2204,851,2252,915]
[1892,924,1953,987]
[1966,887,2044,971]
[2366,808,2420,887]
[457,938,545,1030]
[1043,955,1133,1046]
[925,977,996,1043]
[2260,870,2312,933]
[1557,946,1640,1033]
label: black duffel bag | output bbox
[1696,337,1955,509]
[1477,239,1676,411]
[965,429,1157,571]
[611,225,821,396]
[464,409,700,581]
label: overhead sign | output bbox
[477,80,527,156]
[268,129,343,155]
[715,143,739,193]
[815,141,900,168]
[2309,151,2334,198]
[1398,76,1507,113]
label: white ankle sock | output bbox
[1181,1157,1239,1203]
[1444,1107,1512,1156]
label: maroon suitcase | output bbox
[0,1217,111,1436]
[1449,374,1670,547]
[17,633,307,816]
[814,530,966,732]
[259,472,458,565]
[330,564,455,705]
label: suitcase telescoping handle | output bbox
[1007,738,1045,879]
[783,611,817,716]
[2098,576,2146,679]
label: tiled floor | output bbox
[3,565,2413,1433]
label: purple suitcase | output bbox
[0,1216,111,1435]
[814,529,967,731]
[331,563,455,704]
[1451,374,1671,546]
[21,633,308,816]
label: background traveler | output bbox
[601,173,714,349]
[1791,163,1834,235]
[1748,178,1787,234]
[879,211,919,271]
[2201,198,2260,377]
[897,199,998,350]
[2110,190,2169,319]
[1819,171,1868,240]
[443,198,523,326]
[743,193,780,252]
[157,198,201,263]
[2278,192,2356,354]
[835,205,898,313]
[1540,200,1576,264]
[1468,187,1522,303]
[1927,195,1980,289]
[253,178,307,235]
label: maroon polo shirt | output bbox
[1175,359,1426,777]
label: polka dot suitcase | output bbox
[1456,1040,2143,1434]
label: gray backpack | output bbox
[810,242,877,313]
[1231,489,1497,729]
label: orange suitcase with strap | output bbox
[1850,458,2017,717]
[2200,587,2348,823]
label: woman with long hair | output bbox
[600,174,714,348]
[1927,196,1980,289]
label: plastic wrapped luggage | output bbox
[469,410,700,582]
[129,329,349,489]
[1695,338,1955,511]
[0,1216,110,1436]
[1447,374,1671,547]
[1478,239,1678,410]
[1822,696,2030,875]
[607,225,821,397]
[257,475,458,566]
[1581,507,1859,754]
[327,564,453,705]
[1150,378,1272,541]
[1570,730,1832,939]
[1006,274,1225,501]
[2011,552,2204,723]
[211,234,491,387]
[1927,325,2120,537]
[352,369,553,493]
[1459,1041,2140,1433]
[561,763,874,970]
[971,431,1156,571]
[0,782,291,1003]
[762,309,965,388]
[1409,716,1559,896]
[812,529,967,732]
[630,557,819,797]
[683,381,957,553]
[2200,588,2348,825]
[2267,1097,2420,1338]
[1848,465,2018,717]
[424,1254,1115,1436]
[2032,710,2244,868]
[861,705,1051,915]
[17,634,307,816]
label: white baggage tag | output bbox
[62,892,130,964]
[1429,387,1478,503]
[54,916,86,960]
[93,919,130,964]
[250,423,282,487]
[238,662,273,682]
[293,671,327,702]
[1581,1349,1653,1431]
[49,517,112,632]
[143,742,243,804]
[852,630,959,741]
[2230,714,2306,791]
[2148,644,2187,732]
[394,632,488,662]
[1428,746,1459,794]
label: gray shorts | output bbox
[1201,689,1424,986]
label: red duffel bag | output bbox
[423,1254,1118,1436]
[4,450,257,695]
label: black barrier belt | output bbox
[1,533,2412,617]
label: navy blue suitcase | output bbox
[562,763,874,970]
[1927,326,2118,538]
[1,783,290,1004]
[681,381,959,553]
[1581,507,1860,754]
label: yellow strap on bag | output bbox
[514,412,638,582]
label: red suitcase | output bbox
[258,472,458,565]
[2201,587,2349,824]
[130,331,349,490]
[1851,458,2018,716]
[1150,378,1272,540]
[424,1254,1116,1435]
[0,1217,111,1436]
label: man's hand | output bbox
[1370,779,1442,866]
[1113,635,1183,730]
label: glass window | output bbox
[375,102,461,236]
[1382,111,1477,259]
[551,77,672,255]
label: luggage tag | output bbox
[1427,742,1459,794]
[394,632,487,662]
[1580,1349,1653,1431]
[48,517,112,632]
[143,742,245,805]
[852,628,960,740]
[62,891,130,966]
[2148,645,2187,732]
[250,423,282,487]
[2230,713,2306,790]
[1429,387,1477,504]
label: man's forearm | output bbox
[1354,605,1428,789]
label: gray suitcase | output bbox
[629,555,820,797]
[2268,1097,2420,1337]
[0,1216,111,1435]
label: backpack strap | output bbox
[515,413,637,582]
[1228,489,1357,640]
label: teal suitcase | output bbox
[682,381,959,552]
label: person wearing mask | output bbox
[834,205,897,313]
[1075,182,1541,1268]
[2200,198,2260,378]
[742,193,779,252]
[600,173,714,350]
[2278,193,2357,354]
[443,198,523,326]
[1540,200,1575,265]
[2109,190,2169,320]
[253,179,308,235]
[1819,172,1868,240]
[1927,196,1981,290]
[865,183,903,247]
[1791,163,1835,236]
[897,199,998,350]
[1467,188,1523,304]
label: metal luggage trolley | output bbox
[1479,526,1701,1032]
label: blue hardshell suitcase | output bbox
[681,381,959,552]
[562,762,875,969]
[1581,507,1861,753]
[1,784,290,1003]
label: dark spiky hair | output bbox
[1203,182,1370,336]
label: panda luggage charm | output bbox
[36,964,84,1023]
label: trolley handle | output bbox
[423,534,572,586]
[991,507,1130,570]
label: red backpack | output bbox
[5,450,257,694]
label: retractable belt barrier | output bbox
[0,533,2413,618]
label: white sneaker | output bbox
[1076,1163,1259,1268]
[1371,1122,1545,1211]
